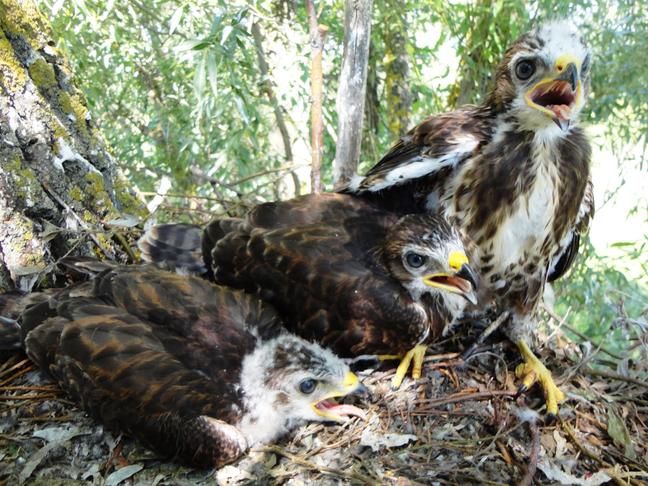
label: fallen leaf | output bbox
[606,406,637,460]
[105,464,144,486]
[360,428,417,452]
[20,429,89,483]
[538,460,611,485]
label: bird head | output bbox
[384,214,479,311]
[490,21,591,131]
[239,334,366,446]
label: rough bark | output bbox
[383,2,410,138]
[333,0,373,189]
[306,0,327,194]
[0,0,145,292]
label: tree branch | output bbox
[306,0,328,194]
[332,0,373,188]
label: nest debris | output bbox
[0,312,647,486]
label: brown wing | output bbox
[212,215,428,358]
[243,193,383,229]
[24,309,246,468]
[17,265,288,468]
[346,107,492,202]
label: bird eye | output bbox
[298,379,317,394]
[405,252,427,268]
[515,59,536,80]
[581,54,590,74]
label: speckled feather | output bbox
[141,193,470,358]
[344,22,594,342]
[5,265,297,468]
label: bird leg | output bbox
[389,344,427,389]
[515,340,565,419]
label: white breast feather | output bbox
[489,140,558,270]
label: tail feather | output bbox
[0,292,25,349]
[138,224,206,274]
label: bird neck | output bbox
[236,338,300,447]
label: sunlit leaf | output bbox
[169,5,185,35]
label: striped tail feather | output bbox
[138,223,206,274]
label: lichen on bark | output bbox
[0,0,146,291]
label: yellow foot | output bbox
[515,340,565,418]
[391,344,427,389]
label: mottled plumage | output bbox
[344,22,595,415]
[1,261,365,468]
[140,193,478,385]
[347,22,593,334]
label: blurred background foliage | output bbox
[38,0,646,351]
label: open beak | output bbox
[524,57,582,131]
[311,371,367,422]
[422,251,479,305]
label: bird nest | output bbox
[1,313,646,485]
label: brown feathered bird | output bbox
[139,193,478,388]
[0,261,366,468]
[343,21,594,416]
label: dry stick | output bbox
[541,304,623,360]
[0,386,58,392]
[0,394,59,400]
[0,359,30,380]
[0,365,35,387]
[258,445,374,485]
[306,0,328,194]
[416,389,516,409]
[519,420,540,486]
[583,366,648,389]
[41,182,115,260]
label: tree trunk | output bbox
[383,2,410,139]
[306,0,327,194]
[0,0,146,292]
[332,0,373,189]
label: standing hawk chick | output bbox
[343,22,595,417]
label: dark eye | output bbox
[299,379,316,394]
[515,59,536,80]
[581,54,590,74]
[405,252,427,268]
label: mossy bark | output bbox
[0,0,146,292]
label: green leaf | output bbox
[207,51,219,96]
[607,406,637,460]
[169,5,185,35]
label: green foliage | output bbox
[554,239,648,354]
[37,0,647,346]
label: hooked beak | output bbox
[524,57,582,131]
[311,371,367,422]
[422,251,479,305]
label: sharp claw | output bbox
[516,384,528,398]
[545,413,558,425]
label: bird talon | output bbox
[515,384,528,398]
[516,340,565,418]
[544,413,558,426]
[391,344,427,389]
